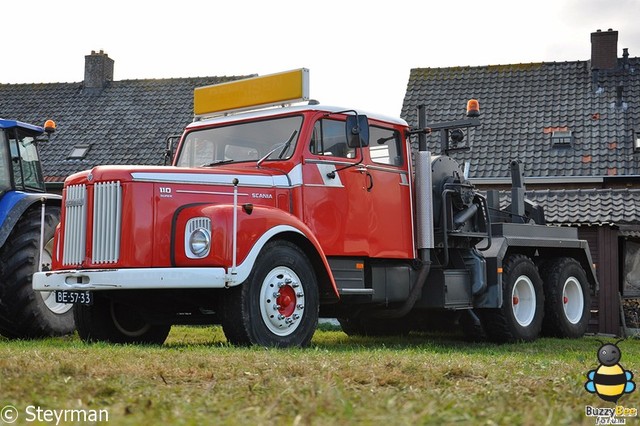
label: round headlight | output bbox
[189,228,211,257]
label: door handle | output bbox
[366,172,374,192]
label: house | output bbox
[402,29,640,335]
[0,50,251,189]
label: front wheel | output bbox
[478,254,544,343]
[221,241,319,347]
[74,296,170,345]
[540,257,591,338]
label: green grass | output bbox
[0,327,638,425]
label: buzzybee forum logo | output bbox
[584,340,637,424]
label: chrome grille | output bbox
[62,184,87,266]
[187,217,211,234]
[92,181,122,264]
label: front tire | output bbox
[74,295,170,344]
[0,206,75,338]
[478,254,544,343]
[221,241,319,347]
[540,257,591,338]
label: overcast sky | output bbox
[3,0,640,117]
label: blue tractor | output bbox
[0,118,74,337]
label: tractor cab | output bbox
[0,119,54,195]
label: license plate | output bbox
[54,291,93,305]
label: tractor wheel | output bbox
[477,254,544,343]
[0,206,75,338]
[74,295,170,344]
[540,257,591,338]
[221,241,319,347]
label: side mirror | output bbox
[346,114,369,148]
[164,135,181,166]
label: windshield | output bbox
[0,131,11,194]
[8,130,45,191]
[175,116,303,168]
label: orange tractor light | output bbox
[44,119,57,134]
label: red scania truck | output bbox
[33,69,597,347]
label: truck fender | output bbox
[0,192,62,248]
[173,204,339,299]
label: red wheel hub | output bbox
[513,296,519,305]
[563,296,569,304]
[277,286,296,317]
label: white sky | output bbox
[3,0,640,117]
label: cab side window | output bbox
[369,126,403,166]
[309,119,355,159]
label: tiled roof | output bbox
[501,188,640,225]
[0,76,251,181]
[402,60,640,179]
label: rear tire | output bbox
[0,206,75,338]
[74,295,170,344]
[540,257,591,338]
[221,241,318,347]
[478,254,544,343]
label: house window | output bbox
[623,239,640,297]
[551,130,573,147]
[634,130,640,152]
[68,145,91,159]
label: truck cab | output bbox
[33,70,597,346]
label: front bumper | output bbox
[33,267,231,291]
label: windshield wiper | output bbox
[256,130,298,168]
[200,159,234,167]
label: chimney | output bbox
[591,29,618,71]
[84,50,114,89]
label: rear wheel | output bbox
[74,295,170,344]
[38,237,74,316]
[221,241,318,347]
[540,257,591,338]
[478,254,544,342]
[0,206,75,338]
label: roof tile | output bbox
[0,75,252,180]
[402,59,640,179]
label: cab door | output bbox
[301,116,370,256]
[362,125,414,259]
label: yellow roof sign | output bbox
[194,68,309,117]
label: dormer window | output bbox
[634,129,640,152]
[551,130,573,147]
[68,145,91,159]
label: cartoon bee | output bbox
[585,340,636,403]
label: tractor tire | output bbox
[540,257,591,338]
[221,241,319,347]
[74,295,170,345]
[477,254,544,343]
[0,206,75,338]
